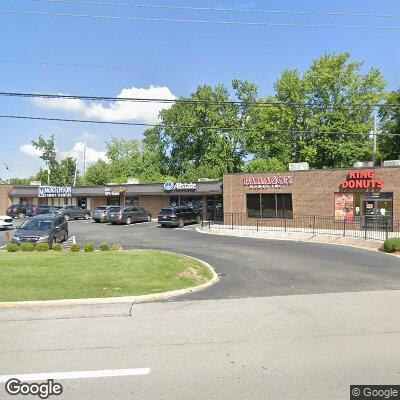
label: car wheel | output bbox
[147,214,151,222]
[178,218,184,228]
[94,219,100,223]
[17,212,25,219]
[84,213,90,220]
[63,232,68,242]
[64,214,70,221]
[126,217,132,225]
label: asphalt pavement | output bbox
[2,219,400,300]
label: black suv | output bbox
[26,205,57,217]
[58,205,91,221]
[12,214,69,246]
[107,206,152,225]
[158,206,201,228]
[6,204,31,219]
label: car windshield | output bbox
[19,219,53,230]
[96,207,108,211]
[160,208,175,215]
[108,207,122,212]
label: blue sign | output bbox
[163,181,175,191]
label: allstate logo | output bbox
[163,181,175,191]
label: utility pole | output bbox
[373,114,378,166]
[47,161,50,185]
[83,141,87,186]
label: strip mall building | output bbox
[1,165,399,224]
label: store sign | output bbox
[38,186,72,198]
[105,187,123,196]
[163,182,198,191]
[243,176,293,189]
[340,170,384,189]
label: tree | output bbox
[246,52,386,169]
[379,90,400,161]
[153,80,258,178]
[84,160,111,185]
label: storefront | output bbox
[223,166,400,226]
[2,181,223,218]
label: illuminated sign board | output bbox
[38,186,72,198]
[340,170,384,189]
[243,176,293,189]
[163,182,198,191]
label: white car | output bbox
[0,215,13,230]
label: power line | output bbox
[0,59,272,76]
[1,9,400,30]
[21,0,400,20]
[0,91,397,110]
[0,113,399,136]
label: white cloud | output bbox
[20,144,43,158]
[77,132,99,142]
[59,142,109,164]
[20,141,108,165]
[32,86,177,124]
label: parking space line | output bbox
[0,368,151,382]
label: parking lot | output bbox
[2,217,400,301]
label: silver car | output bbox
[92,206,110,223]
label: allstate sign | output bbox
[38,186,72,198]
[163,182,198,191]
[163,181,175,191]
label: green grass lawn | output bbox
[0,250,212,302]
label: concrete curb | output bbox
[196,227,392,255]
[0,252,219,309]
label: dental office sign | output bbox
[38,186,72,198]
[163,182,198,192]
[243,176,293,189]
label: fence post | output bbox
[257,216,259,232]
[385,220,389,241]
[201,216,204,229]
[231,214,234,230]
[284,217,287,232]
[364,218,367,240]
[208,217,211,230]
[343,218,346,237]
[313,215,316,235]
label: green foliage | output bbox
[112,243,123,251]
[70,244,81,252]
[21,242,35,252]
[84,160,111,185]
[383,238,400,253]
[84,243,95,252]
[5,243,19,252]
[245,158,287,173]
[52,243,63,251]
[36,243,50,252]
[99,242,110,251]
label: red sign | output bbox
[243,176,292,186]
[340,170,384,189]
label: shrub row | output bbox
[383,238,400,253]
[4,242,123,253]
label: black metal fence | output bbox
[201,213,400,242]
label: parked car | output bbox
[158,206,201,228]
[0,215,13,230]
[58,205,91,221]
[26,205,58,217]
[107,206,152,225]
[92,206,110,223]
[6,204,31,219]
[12,214,68,245]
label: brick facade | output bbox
[0,185,13,214]
[223,167,400,221]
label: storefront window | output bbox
[247,194,293,219]
[125,197,139,206]
[106,196,120,206]
[77,197,87,209]
[170,196,204,211]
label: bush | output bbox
[52,243,62,251]
[21,242,35,252]
[383,238,400,253]
[84,243,95,252]
[70,243,81,252]
[5,243,19,252]
[99,242,110,251]
[112,243,123,252]
[36,243,49,252]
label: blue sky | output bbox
[0,0,399,179]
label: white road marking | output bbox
[0,368,150,382]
